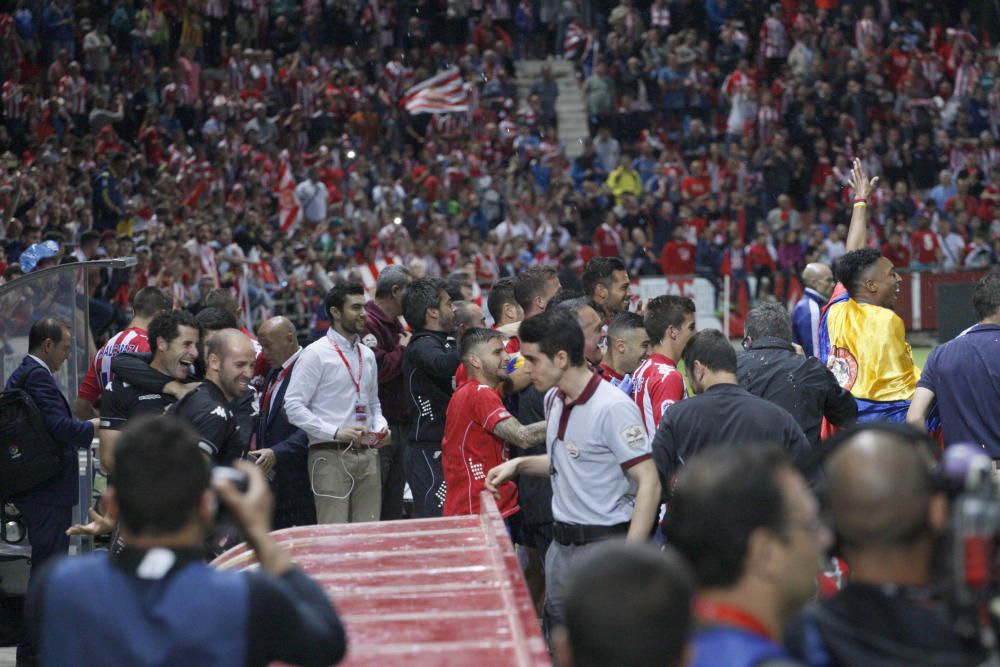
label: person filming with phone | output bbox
[26,415,346,667]
[284,282,390,524]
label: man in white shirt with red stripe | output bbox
[632,295,696,436]
[284,282,390,524]
[486,307,661,631]
[73,287,171,419]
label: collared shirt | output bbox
[284,327,386,444]
[545,372,651,526]
[28,354,52,375]
[919,323,1000,454]
[263,347,301,420]
[792,288,826,358]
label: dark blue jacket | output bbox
[792,288,827,358]
[255,361,315,528]
[5,356,93,505]
[692,626,792,667]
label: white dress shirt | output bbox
[283,327,386,444]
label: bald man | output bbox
[791,262,834,357]
[172,329,255,465]
[788,423,980,666]
[252,317,316,527]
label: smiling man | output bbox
[99,310,201,472]
[819,159,920,423]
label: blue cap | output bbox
[19,241,59,273]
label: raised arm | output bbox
[845,158,880,253]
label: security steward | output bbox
[486,308,661,630]
[652,330,810,493]
[5,318,100,666]
[738,304,856,447]
[27,416,346,667]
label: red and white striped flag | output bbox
[275,161,302,238]
[401,67,469,114]
[564,21,590,60]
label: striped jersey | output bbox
[632,353,686,436]
[77,327,150,404]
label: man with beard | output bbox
[442,328,546,519]
[285,282,389,524]
[581,257,633,324]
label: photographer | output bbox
[27,416,346,667]
[787,423,981,666]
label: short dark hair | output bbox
[563,543,695,667]
[459,327,503,360]
[325,281,365,315]
[195,307,239,332]
[682,329,736,375]
[548,288,585,308]
[973,273,1000,320]
[203,288,238,315]
[114,415,211,536]
[644,295,696,344]
[132,286,171,318]
[453,300,481,330]
[373,265,412,299]
[513,265,558,311]
[581,257,626,298]
[519,307,585,367]
[608,311,644,340]
[402,278,446,330]
[28,318,68,352]
[667,445,791,587]
[148,310,201,351]
[744,303,793,343]
[834,248,882,296]
[444,279,466,303]
[80,230,101,247]
[486,276,517,321]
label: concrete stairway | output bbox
[516,58,589,158]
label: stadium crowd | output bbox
[4,0,1000,666]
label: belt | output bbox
[552,521,629,546]
[311,441,377,451]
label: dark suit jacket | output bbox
[255,360,314,527]
[6,356,94,506]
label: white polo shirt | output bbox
[545,372,651,526]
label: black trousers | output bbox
[379,419,409,521]
[16,501,72,662]
[404,446,445,519]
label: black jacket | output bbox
[402,330,460,449]
[736,337,857,448]
[651,383,810,492]
[786,584,982,667]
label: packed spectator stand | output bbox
[0,1,996,341]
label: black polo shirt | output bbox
[651,383,810,491]
[919,323,1000,454]
[99,377,176,430]
[171,381,244,465]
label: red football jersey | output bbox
[632,353,686,435]
[442,381,519,517]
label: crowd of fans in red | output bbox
[0,0,997,338]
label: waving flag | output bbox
[402,67,469,114]
[275,161,301,238]
[564,21,589,60]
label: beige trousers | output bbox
[308,446,381,524]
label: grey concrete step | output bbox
[516,58,589,157]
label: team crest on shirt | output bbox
[362,333,378,349]
[621,424,646,449]
[827,347,858,391]
[564,441,580,459]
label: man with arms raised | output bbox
[486,307,661,630]
[820,158,919,422]
[632,295,696,435]
[442,328,546,518]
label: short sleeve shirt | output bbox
[545,372,652,526]
[442,381,519,517]
[99,377,176,430]
[632,353,686,435]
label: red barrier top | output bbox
[212,493,550,666]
